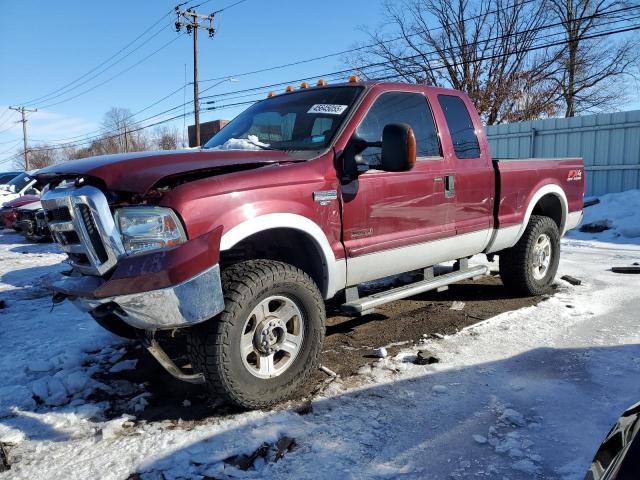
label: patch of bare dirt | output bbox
[92,271,545,422]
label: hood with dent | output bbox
[36,148,302,194]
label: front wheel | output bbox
[187,259,325,409]
[499,215,561,296]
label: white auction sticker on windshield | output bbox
[308,104,348,115]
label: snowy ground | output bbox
[1,192,639,480]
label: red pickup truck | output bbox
[38,79,584,408]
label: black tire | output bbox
[499,215,561,296]
[187,259,325,409]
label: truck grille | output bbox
[41,185,124,275]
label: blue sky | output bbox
[0,0,387,163]
[2,0,639,168]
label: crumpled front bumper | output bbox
[49,226,226,331]
[52,264,225,330]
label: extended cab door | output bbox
[435,94,494,244]
[339,90,455,285]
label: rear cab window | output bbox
[356,91,441,167]
[437,95,481,159]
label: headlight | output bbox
[114,206,187,256]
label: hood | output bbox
[36,148,305,194]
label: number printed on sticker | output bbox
[308,104,348,115]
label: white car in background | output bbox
[0,171,41,207]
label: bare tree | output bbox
[12,145,57,170]
[548,0,639,116]
[101,107,150,153]
[153,126,179,150]
[346,0,561,124]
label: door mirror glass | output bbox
[381,123,417,172]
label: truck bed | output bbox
[493,157,584,229]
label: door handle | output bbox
[433,176,444,183]
[444,175,455,198]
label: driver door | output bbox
[340,91,455,285]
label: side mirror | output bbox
[381,123,417,172]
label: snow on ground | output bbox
[1,191,639,479]
[568,189,640,243]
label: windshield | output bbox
[5,173,32,190]
[204,86,363,151]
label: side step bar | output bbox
[341,264,489,315]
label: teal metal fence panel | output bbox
[485,110,640,196]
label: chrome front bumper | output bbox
[53,264,225,330]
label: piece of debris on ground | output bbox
[450,301,466,310]
[375,347,388,358]
[414,349,440,365]
[0,442,11,472]
[579,220,612,233]
[224,436,297,471]
[611,266,640,274]
[561,275,582,286]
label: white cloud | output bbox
[0,107,99,146]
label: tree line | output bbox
[347,0,639,124]
[18,107,181,170]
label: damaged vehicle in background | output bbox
[0,194,40,231]
[14,201,51,242]
[36,78,584,409]
[0,171,42,207]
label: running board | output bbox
[341,264,489,315]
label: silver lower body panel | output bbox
[55,264,225,330]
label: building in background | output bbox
[486,110,640,197]
[188,119,229,147]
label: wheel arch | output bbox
[515,184,569,243]
[220,213,344,299]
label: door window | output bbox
[437,95,481,159]
[356,92,441,166]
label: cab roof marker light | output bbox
[349,75,360,83]
[267,91,275,98]
[285,85,295,92]
[300,82,309,89]
[317,79,327,86]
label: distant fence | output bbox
[485,110,640,197]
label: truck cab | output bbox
[37,79,584,409]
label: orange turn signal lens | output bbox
[285,85,295,92]
[267,91,275,98]
[349,75,360,83]
[300,82,309,89]
[317,79,327,86]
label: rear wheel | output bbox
[187,259,325,409]
[499,215,560,296]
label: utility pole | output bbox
[9,106,37,170]
[174,6,216,147]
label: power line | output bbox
[38,34,185,110]
[19,12,640,153]
[16,9,176,106]
[32,26,169,108]
[198,0,542,84]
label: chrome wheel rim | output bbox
[240,295,304,379]
[532,233,552,280]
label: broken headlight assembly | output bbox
[114,206,187,256]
